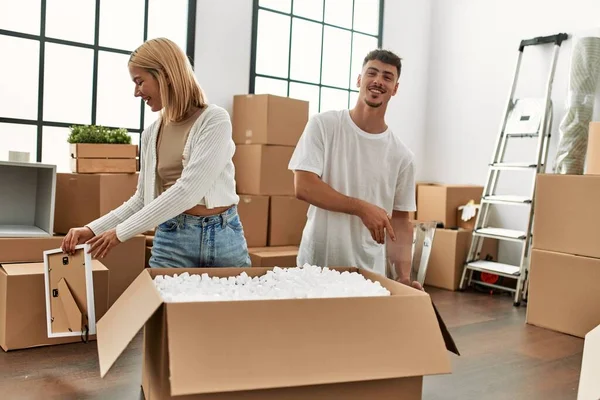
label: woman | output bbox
[61,38,251,268]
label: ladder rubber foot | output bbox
[513,301,521,307]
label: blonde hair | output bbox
[129,38,207,123]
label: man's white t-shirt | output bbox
[288,109,416,275]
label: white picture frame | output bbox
[43,244,96,339]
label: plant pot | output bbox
[70,143,138,174]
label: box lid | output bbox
[98,267,454,395]
[97,271,163,377]
[1,259,107,276]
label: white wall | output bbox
[194,0,253,115]
[194,0,433,178]
[382,0,432,180]
[425,0,600,263]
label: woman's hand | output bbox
[61,227,95,255]
[86,228,121,259]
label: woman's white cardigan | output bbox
[87,104,239,242]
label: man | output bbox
[288,49,421,289]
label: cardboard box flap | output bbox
[1,259,106,276]
[2,263,46,275]
[165,294,452,396]
[97,271,163,377]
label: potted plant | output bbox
[68,125,138,174]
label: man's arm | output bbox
[387,210,422,290]
[294,170,395,244]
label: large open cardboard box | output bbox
[0,160,56,237]
[97,267,456,399]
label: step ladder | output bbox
[459,33,569,306]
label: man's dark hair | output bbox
[362,49,402,78]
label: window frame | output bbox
[0,0,197,162]
[249,0,384,111]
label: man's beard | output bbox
[365,99,383,108]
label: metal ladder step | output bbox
[506,132,540,138]
[482,195,532,205]
[466,260,521,278]
[490,162,539,170]
[474,227,527,242]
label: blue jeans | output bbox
[149,205,251,268]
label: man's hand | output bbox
[86,228,121,259]
[398,277,424,291]
[61,227,95,255]
[356,200,396,244]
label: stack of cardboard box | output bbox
[414,183,499,291]
[0,169,146,351]
[526,173,600,338]
[232,94,310,268]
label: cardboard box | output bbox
[578,323,600,400]
[70,143,138,174]
[526,249,600,338]
[237,195,269,247]
[54,173,138,234]
[0,260,109,351]
[233,145,295,195]
[232,94,309,146]
[0,160,56,237]
[268,196,309,246]
[100,235,146,306]
[249,246,299,267]
[586,122,600,175]
[417,184,483,228]
[425,229,498,291]
[412,182,436,220]
[97,267,455,399]
[0,235,146,307]
[532,174,600,259]
[0,236,64,263]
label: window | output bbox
[249,0,383,116]
[0,0,197,170]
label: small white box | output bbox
[0,160,56,237]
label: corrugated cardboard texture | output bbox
[98,271,163,378]
[268,196,308,246]
[0,237,64,263]
[587,122,600,175]
[102,268,452,398]
[249,246,299,267]
[417,185,483,228]
[533,174,600,259]
[47,250,91,336]
[70,158,137,174]
[0,235,145,307]
[526,249,600,338]
[99,235,146,306]
[233,145,295,195]
[0,261,108,351]
[237,195,269,247]
[232,94,308,146]
[425,229,498,291]
[578,323,600,400]
[54,173,138,234]
[70,143,137,159]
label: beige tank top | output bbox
[156,107,205,202]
